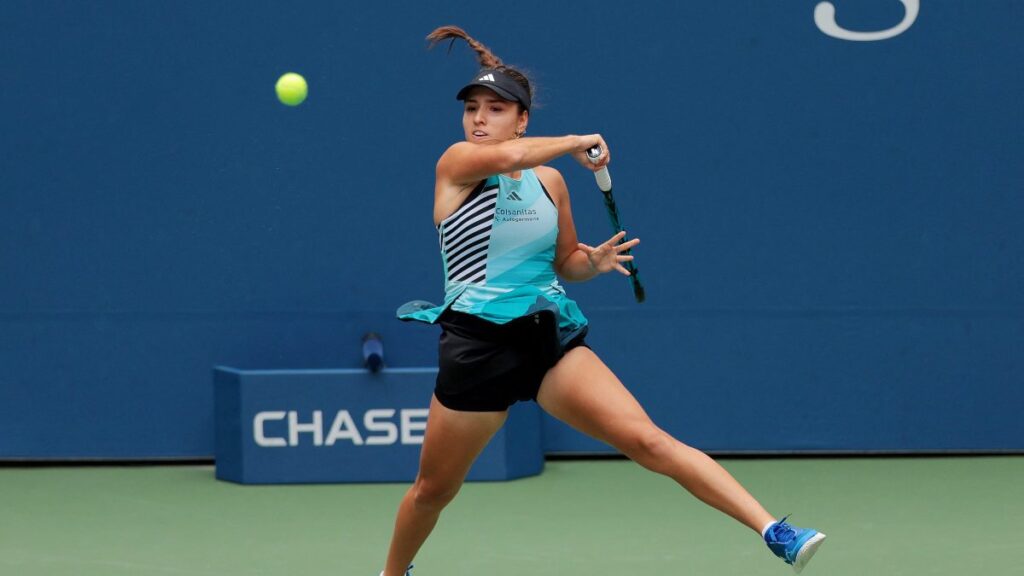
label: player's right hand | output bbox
[571,134,610,171]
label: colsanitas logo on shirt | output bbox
[495,207,539,223]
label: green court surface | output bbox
[1,457,1021,576]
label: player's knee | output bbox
[627,427,676,468]
[412,476,461,510]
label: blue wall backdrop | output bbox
[2,1,1021,457]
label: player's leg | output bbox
[535,346,774,532]
[382,395,507,576]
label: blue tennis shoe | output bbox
[378,565,413,576]
[764,517,826,573]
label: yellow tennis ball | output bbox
[275,72,307,106]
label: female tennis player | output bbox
[382,25,826,576]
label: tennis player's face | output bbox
[463,87,527,144]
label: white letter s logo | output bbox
[815,0,919,41]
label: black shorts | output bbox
[435,309,589,412]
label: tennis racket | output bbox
[586,145,645,303]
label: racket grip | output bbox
[585,145,613,192]
[593,167,612,192]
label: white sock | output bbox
[761,519,777,538]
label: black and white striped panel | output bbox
[440,184,498,284]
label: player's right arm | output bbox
[433,135,609,225]
[436,135,608,187]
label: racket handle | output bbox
[585,145,612,192]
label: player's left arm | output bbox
[537,166,599,282]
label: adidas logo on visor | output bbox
[478,73,496,82]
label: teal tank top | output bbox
[398,169,588,344]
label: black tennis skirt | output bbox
[434,309,589,412]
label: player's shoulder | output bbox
[533,165,567,192]
[533,164,563,180]
[437,140,473,165]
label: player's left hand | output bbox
[578,231,640,276]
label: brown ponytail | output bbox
[426,25,535,109]
[427,25,504,69]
